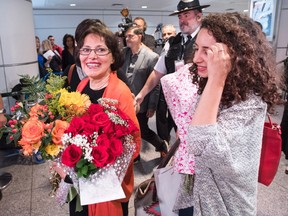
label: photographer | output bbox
[133,17,156,51]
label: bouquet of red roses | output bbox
[56,98,138,205]
[60,98,138,178]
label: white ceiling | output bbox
[32,0,251,14]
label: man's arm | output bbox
[135,69,164,105]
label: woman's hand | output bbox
[50,161,67,179]
[207,43,231,87]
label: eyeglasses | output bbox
[125,34,136,39]
[79,47,110,56]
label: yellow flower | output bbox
[45,144,62,157]
[53,89,91,120]
[56,89,91,110]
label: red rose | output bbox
[88,104,104,115]
[65,117,85,136]
[82,122,100,140]
[91,112,110,128]
[96,134,111,148]
[114,124,129,138]
[62,144,82,167]
[109,137,123,157]
[91,146,109,167]
[106,148,117,164]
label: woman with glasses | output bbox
[52,19,141,216]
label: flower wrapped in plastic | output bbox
[56,98,138,205]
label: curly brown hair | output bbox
[190,12,280,109]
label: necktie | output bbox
[185,35,192,45]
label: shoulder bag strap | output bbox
[157,139,180,169]
[76,77,89,93]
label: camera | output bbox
[117,8,134,38]
[118,21,133,30]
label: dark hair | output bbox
[62,34,75,49]
[127,25,144,35]
[133,17,147,32]
[254,21,263,30]
[48,35,53,39]
[74,19,122,71]
[190,12,280,109]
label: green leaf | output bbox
[0,128,5,139]
[81,165,88,176]
[77,169,83,178]
[19,74,46,101]
[76,158,87,169]
[13,132,21,143]
[88,163,97,171]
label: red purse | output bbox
[258,115,282,186]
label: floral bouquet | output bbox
[1,74,91,160]
[56,98,138,205]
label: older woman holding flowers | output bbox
[52,19,141,216]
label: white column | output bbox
[0,0,38,111]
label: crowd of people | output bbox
[1,0,286,215]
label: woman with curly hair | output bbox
[187,12,280,215]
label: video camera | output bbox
[117,8,134,38]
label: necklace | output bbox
[90,73,110,90]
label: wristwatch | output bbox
[0,108,6,114]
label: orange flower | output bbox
[52,120,70,145]
[29,104,42,117]
[18,118,45,155]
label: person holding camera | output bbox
[118,26,168,163]
[133,17,156,51]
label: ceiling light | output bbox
[141,6,148,9]
[70,4,76,7]
[112,3,124,7]
[243,9,249,13]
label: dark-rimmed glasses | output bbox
[79,47,110,56]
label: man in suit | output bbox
[136,0,210,144]
[133,17,156,51]
[118,26,168,162]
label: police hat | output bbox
[169,0,210,16]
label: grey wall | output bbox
[33,9,180,47]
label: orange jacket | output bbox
[77,72,141,216]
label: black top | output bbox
[62,49,75,71]
[81,81,106,104]
[62,65,81,92]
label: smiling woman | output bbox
[51,19,141,216]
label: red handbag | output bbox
[258,115,282,186]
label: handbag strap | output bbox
[267,114,273,127]
[157,139,180,169]
[266,113,281,134]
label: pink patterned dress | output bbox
[160,64,198,174]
